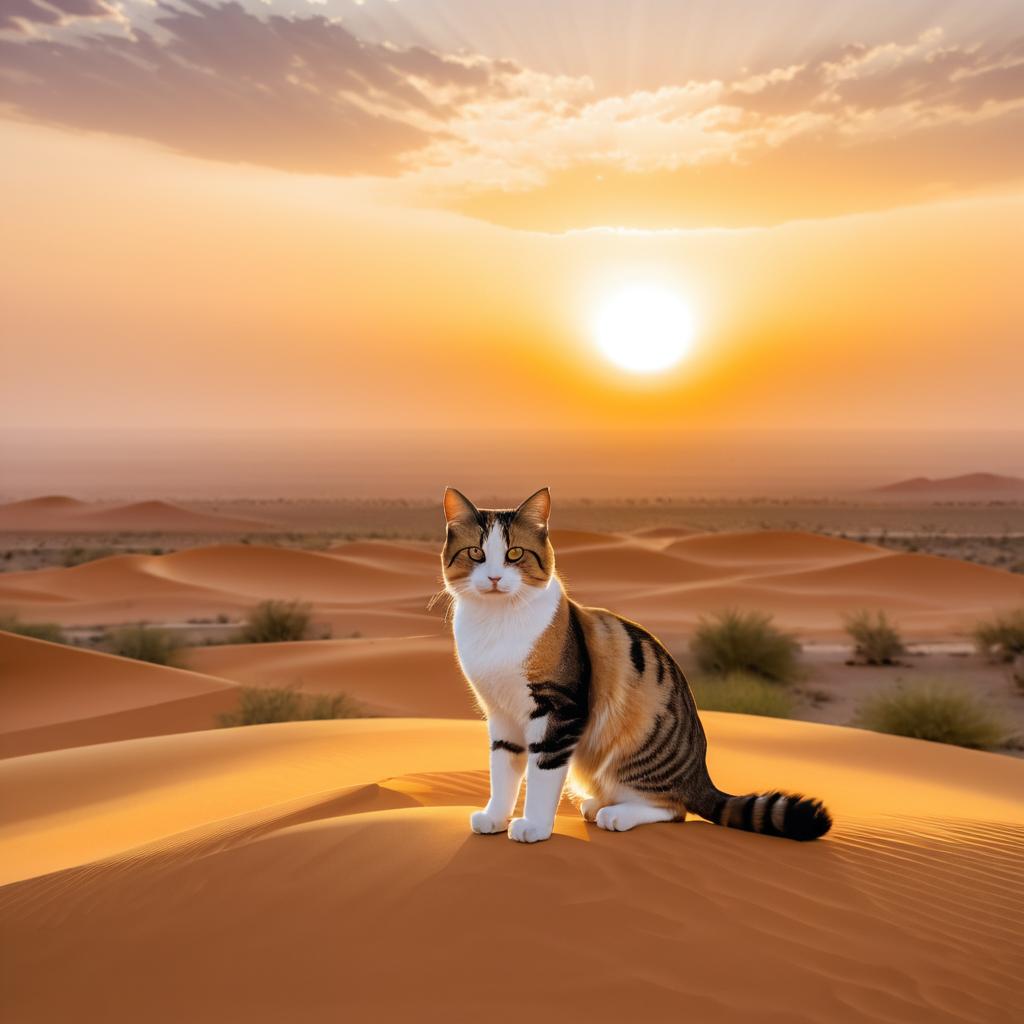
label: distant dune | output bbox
[2,530,1023,639]
[0,495,87,513]
[1,716,1021,1022]
[7,524,1022,761]
[869,472,1024,497]
[0,496,275,532]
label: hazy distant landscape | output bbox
[3,492,1021,574]
[3,488,1023,760]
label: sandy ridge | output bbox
[2,531,1022,640]
[1,716,1022,1023]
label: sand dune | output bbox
[1,715,1021,1022]
[0,632,237,758]
[872,472,1024,496]
[186,636,473,718]
[0,542,444,629]
[0,496,273,532]
[548,527,623,548]
[559,543,730,587]
[0,494,86,515]
[755,550,1024,603]
[5,523,1024,1020]
[631,524,701,539]
[665,528,882,563]
[2,529,1022,641]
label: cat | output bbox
[441,485,832,844]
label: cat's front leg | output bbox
[470,711,526,835]
[507,713,571,843]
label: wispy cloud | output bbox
[0,0,518,175]
[1,3,1022,225]
[0,0,118,35]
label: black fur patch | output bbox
[739,795,756,831]
[619,620,647,675]
[491,739,525,755]
[527,602,591,770]
[778,794,832,841]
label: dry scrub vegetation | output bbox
[218,686,363,726]
[844,610,906,665]
[853,681,1008,750]
[690,610,801,683]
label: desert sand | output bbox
[0,632,239,758]
[0,495,274,533]
[3,530,1022,640]
[4,526,1024,757]
[3,522,1024,1021]
[1,716,1021,1022]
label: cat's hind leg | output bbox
[594,800,677,832]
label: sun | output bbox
[591,284,696,374]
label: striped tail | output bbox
[695,788,832,841]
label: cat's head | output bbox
[441,487,554,602]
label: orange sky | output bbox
[1,1,1023,493]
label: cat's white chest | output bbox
[452,582,561,720]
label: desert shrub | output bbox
[853,680,1007,750]
[62,546,116,567]
[973,609,1024,663]
[104,625,182,666]
[844,609,906,665]
[0,614,67,644]
[218,686,362,726]
[238,599,316,643]
[689,673,793,719]
[690,609,800,682]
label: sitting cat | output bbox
[442,486,831,844]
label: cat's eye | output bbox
[468,547,485,562]
[506,547,524,562]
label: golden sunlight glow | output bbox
[591,284,696,374]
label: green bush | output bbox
[238,599,318,643]
[105,625,182,666]
[689,673,793,719]
[218,686,362,726]
[0,614,67,644]
[844,609,906,665]
[853,680,1007,750]
[690,609,800,682]
[973,609,1024,663]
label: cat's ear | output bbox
[516,487,551,528]
[443,486,479,525]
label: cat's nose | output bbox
[488,576,502,584]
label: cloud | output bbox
[416,28,1024,226]
[1,5,1022,226]
[0,0,520,175]
[0,0,117,34]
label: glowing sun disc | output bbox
[592,285,696,373]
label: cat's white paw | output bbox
[580,797,602,822]
[470,810,509,835]
[595,803,675,832]
[507,817,552,843]
[595,806,634,832]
